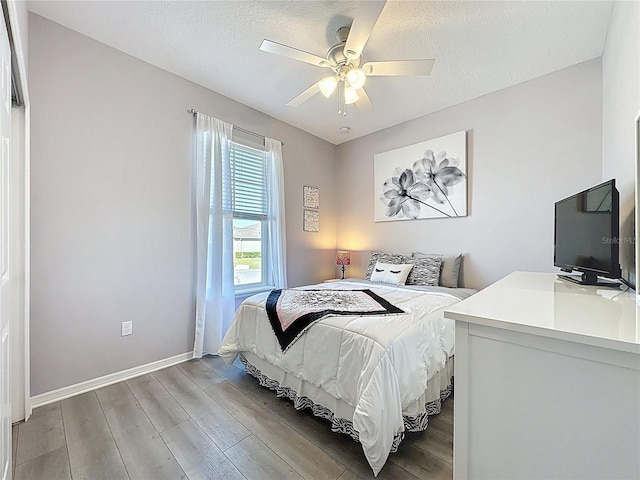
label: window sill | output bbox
[234,285,274,298]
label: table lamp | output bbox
[336,250,350,279]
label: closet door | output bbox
[0,3,11,479]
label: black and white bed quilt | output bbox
[265,288,404,352]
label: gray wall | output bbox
[602,1,639,287]
[29,14,338,395]
[335,59,603,289]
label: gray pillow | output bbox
[413,252,462,288]
[403,254,442,286]
[365,251,405,279]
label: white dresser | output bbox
[445,271,639,480]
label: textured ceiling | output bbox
[28,1,613,145]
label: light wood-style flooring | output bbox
[12,355,453,480]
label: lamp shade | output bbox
[346,68,366,90]
[344,86,359,105]
[319,76,339,98]
[336,250,351,266]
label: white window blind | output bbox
[229,142,267,219]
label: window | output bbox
[228,140,269,291]
[194,113,285,356]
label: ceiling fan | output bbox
[259,0,435,116]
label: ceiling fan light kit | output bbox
[259,0,434,116]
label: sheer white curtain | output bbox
[265,137,288,288]
[193,113,235,358]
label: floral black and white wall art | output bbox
[374,131,467,222]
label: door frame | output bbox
[3,0,31,424]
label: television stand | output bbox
[445,272,639,480]
[557,272,620,288]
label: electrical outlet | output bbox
[121,321,132,336]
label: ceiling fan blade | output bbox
[355,87,373,112]
[286,82,321,107]
[343,0,387,60]
[362,59,435,76]
[260,40,333,68]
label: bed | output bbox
[219,269,475,475]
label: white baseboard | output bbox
[31,351,194,409]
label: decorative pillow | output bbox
[365,251,406,279]
[413,252,462,288]
[403,255,442,286]
[369,262,414,286]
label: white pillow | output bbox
[369,262,414,285]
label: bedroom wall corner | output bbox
[335,59,603,290]
[602,0,639,288]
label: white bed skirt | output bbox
[241,351,453,447]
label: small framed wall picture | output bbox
[303,209,320,232]
[303,185,319,209]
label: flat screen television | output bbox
[554,179,621,286]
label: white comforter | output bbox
[218,280,467,475]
